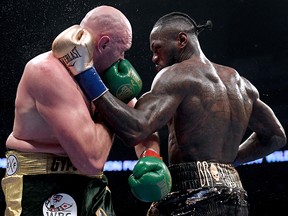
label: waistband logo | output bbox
[197,161,242,188]
[6,154,18,176]
[50,157,77,172]
[43,193,77,216]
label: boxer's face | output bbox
[150,27,180,72]
[93,28,132,74]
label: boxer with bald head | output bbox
[2,5,156,216]
[76,12,287,215]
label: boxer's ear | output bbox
[98,36,110,51]
[177,32,188,48]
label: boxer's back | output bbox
[168,59,257,164]
[11,52,58,142]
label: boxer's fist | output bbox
[52,25,94,75]
[103,59,142,103]
[128,149,172,202]
[52,25,107,101]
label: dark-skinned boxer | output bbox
[57,11,286,216]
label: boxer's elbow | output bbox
[272,126,287,149]
[258,126,287,150]
[120,121,152,147]
[276,130,287,149]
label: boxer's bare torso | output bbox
[6,51,113,174]
[162,58,256,164]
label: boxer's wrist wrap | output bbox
[140,148,162,159]
[74,67,108,101]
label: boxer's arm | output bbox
[134,133,160,159]
[95,82,181,147]
[234,98,286,166]
[127,98,161,158]
[27,58,113,175]
[125,92,170,202]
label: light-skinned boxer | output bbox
[1,5,168,216]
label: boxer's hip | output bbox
[1,150,114,216]
[169,161,244,191]
[147,161,248,216]
[3,149,102,177]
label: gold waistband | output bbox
[5,150,103,178]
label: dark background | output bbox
[1,0,287,215]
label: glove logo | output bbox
[68,61,76,67]
[157,178,171,198]
[58,46,82,67]
[103,59,142,103]
[116,84,134,100]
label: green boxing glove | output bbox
[103,59,142,103]
[128,149,172,202]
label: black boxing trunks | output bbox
[1,150,115,216]
[147,161,249,216]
